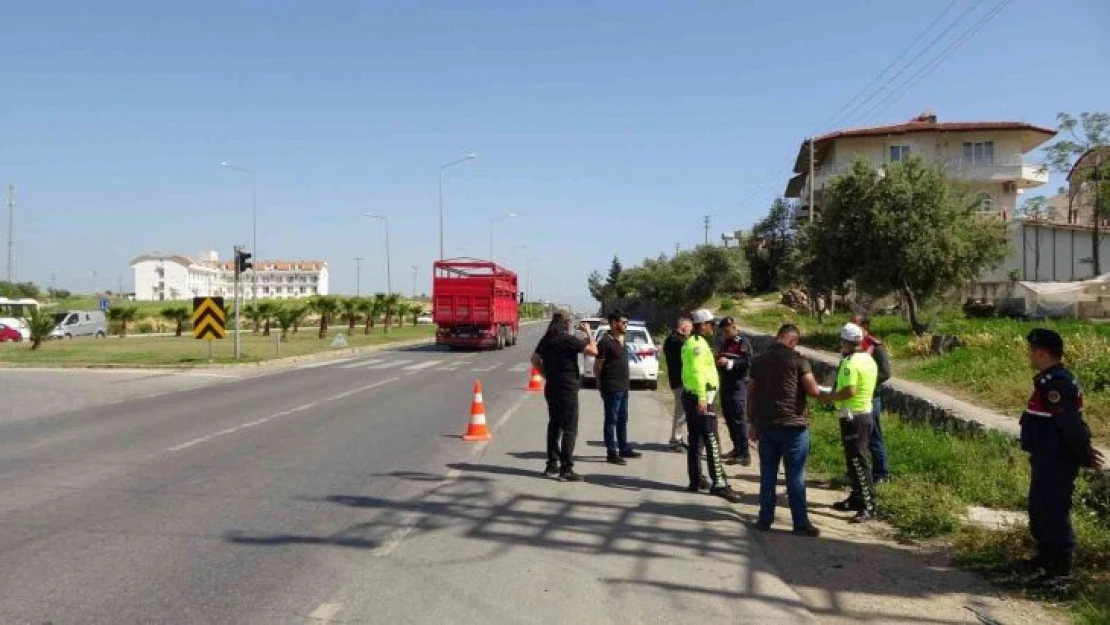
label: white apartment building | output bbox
[130,251,329,302]
[784,112,1056,222]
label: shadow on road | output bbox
[221,463,997,623]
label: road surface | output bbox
[0,324,809,624]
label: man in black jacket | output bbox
[1020,329,1103,583]
[663,316,692,452]
[853,314,892,482]
[716,316,753,466]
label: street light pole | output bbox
[488,212,517,261]
[220,162,258,300]
[411,265,419,298]
[354,257,364,297]
[438,153,476,260]
[365,213,392,295]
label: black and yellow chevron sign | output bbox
[192,297,227,340]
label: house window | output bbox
[889,145,912,162]
[977,193,993,213]
[962,141,995,166]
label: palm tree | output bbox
[395,302,411,328]
[409,304,425,326]
[257,302,278,337]
[243,303,264,333]
[309,296,340,339]
[383,293,402,333]
[161,306,190,337]
[357,298,374,335]
[371,293,386,330]
[25,307,56,350]
[275,306,306,342]
[341,297,361,335]
[107,306,139,337]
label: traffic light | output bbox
[235,249,253,275]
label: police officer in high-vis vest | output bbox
[681,309,742,503]
[1020,329,1104,582]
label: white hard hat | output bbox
[840,322,865,343]
[690,309,714,324]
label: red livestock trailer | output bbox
[432,259,520,350]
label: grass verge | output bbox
[0,326,435,366]
[740,305,1110,446]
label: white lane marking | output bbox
[161,378,399,454]
[308,602,342,622]
[367,360,410,370]
[297,358,355,370]
[471,363,501,372]
[403,360,442,371]
[507,363,529,373]
[337,358,384,369]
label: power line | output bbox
[855,0,1014,124]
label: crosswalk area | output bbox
[298,354,534,375]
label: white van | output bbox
[50,310,108,339]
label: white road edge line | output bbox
[160,377,399,454]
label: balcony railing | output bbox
[805,155,1048,194]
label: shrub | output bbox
[878,476,962,539]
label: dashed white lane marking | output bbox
[308,602,342,622]
[337,358,385,369]
[471,363,501,372]
[367,360,410,370]
[161,377,399,454]
[297,358,354,370]
[507,363,530,373]
[403,360,442,371]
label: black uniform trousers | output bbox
[1029,457,1079,573]
[720,381,750,457]
[839,413,876,513]
[545,388,579,471]
[682,392,728,488]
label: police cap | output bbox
[1026,328,1064,353]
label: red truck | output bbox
[432,259,520,350]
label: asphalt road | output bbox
[0,324,809,624]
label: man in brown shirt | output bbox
[747,324,823,536]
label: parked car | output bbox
[0,324,23,342]
[49,310,108,340]
[581,324,660,390]
[416,315,434,325]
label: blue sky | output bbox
[2,0,1107,309]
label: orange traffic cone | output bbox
[462,380,492,442]
[527,367,544,393]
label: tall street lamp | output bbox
[364,213,392,295]
[411,264,420,298]
[220,161,258,300]
[354,257,364,297]
[488,212,517,261]
[439,153,476,260]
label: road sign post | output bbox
[192,297,227,352]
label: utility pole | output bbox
[411,265,419,298]
[6,185,14,283]
[808,137,816,224]
[233,245,241,361]
[118,273,123,296]
[354,257,364,297]
[703,215,710,245]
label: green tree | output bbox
[809,156,1008,334]
[160,306,190,337]
[274,306,306,342]
[745,197,796,293]
[587,256,625,307]
[370,293,387,330]
[396,302,412,328]
[409,304,425,326]
[383,293,402,333]
[242,303,264,333]
[25,306,56,350]
[257,302,278,337]
[107,305,140,337]
[309,296,340,339]
[341,297,361,334]
[1043,112,1110,274]
[0,281,41,299]
[357,298,375,334]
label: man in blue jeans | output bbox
[595,310,641,465]
[748,324,824,536]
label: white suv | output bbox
[581,323,659,390]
